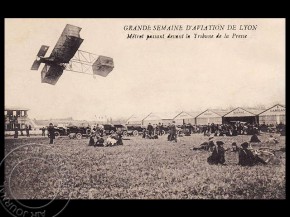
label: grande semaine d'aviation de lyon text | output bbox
[124,24,257,31]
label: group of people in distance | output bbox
[13,124,31,138]
[194,133,275,166]
[88,126,123,147]
[143,124,159,139]
[144,121,178,141]
[207,140,268,166]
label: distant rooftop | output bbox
[241,107,267,115]
[208,109,232,116]
[186,111,202,117]
[5,106,29,111]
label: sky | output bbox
[5,18,285,120]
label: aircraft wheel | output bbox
[123,131,128,136]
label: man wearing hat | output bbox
[207,141,226,165]
[170,121,177,142]
[14,126,19,138]
[47,123,55,144]
[147,123,154,137]
[167,121,176,142]
[238,142,267,166]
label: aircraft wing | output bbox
[41,64,64,85]
[49,24,84,63]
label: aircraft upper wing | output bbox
[49,24,84,63]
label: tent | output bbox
[174,111,196,125]
[258,104,285,125]
[223,107,264,124]
[196,109,229,125]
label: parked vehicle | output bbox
[126,124,146,136]
[102,124,117,135]
[44,125,68,138]
[66,125,90,139]
[54,126,67,137]
[113,124,128,136]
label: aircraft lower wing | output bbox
[41,64,64,85]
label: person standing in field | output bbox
[158,123,163,136]
[147,123,154,136]
[41,127,46,136]
[156,123,160,136]
[168,121,177,142]
[14,126,19,138]
[25,125,30,137]
[47,123,55,144]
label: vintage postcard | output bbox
[2,17,286,215]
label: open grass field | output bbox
[4,133,285,199]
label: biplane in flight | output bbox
[31,24,114,85]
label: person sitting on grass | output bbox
[88,135,95,146]
[267,135,279,144]
[95,136,104,147]
[231,142,240,152]
[250,133,261,143]
[105,135,117,147]
[142,129,147,138]
[193,136,215,151]
[238,142,267,166]
[106,132,123,146]
[207,141,226,165]
[146,133,159,139]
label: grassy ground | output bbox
[4,133,285,199]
